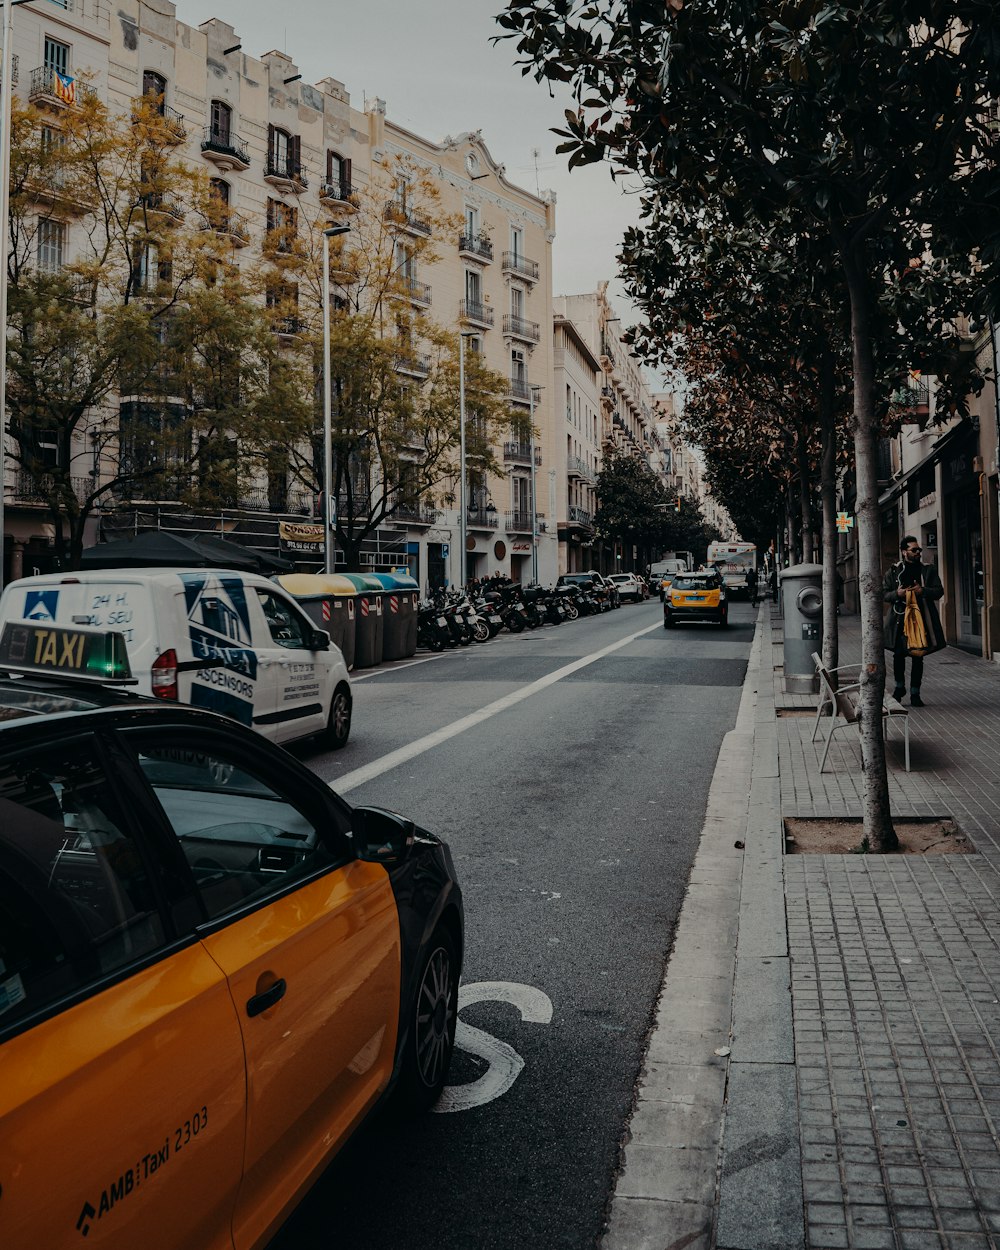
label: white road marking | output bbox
[350,654,443,680]
[434,981,554,1114]
[333,620,662,794]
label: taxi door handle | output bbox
[246,978,286,1018]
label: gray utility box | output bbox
[779,563,823,693]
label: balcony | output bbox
[200,126,251,172]
[567,455,594,482]
[319,180,356,212]
[600,341,617,372]
[131,99,187,143]
[501,251,539,283]
[394,352,431,378]
[273,315,306,341]
[890,377,931,422]
[200,211,251,248]
[459,298,494,329]
[237,486,314,516]
[393,502,440,526]
[26,170,95,216]
[384,200,431,237]
[458,232,493,263]
[504,509,535,533]
[140,193,185,227]
[467,500,498,530]
[507,378,536,406]
[397,277,432,307]
[29,66,95,111]
[568,505,594,527]
[502,313,540,344]
[11,470,92,505]
[264,156,307,194]
[503,442,542,467]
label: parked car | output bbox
[0,620,462,1250]
[663,570,729,628]
[0,568,352,749]
[607,573,645,603]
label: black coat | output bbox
[882,560,945,652]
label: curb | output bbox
[602,611,769,1250]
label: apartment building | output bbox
[552,298,601,573]
[1,2,559,588]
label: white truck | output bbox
[706,541,757,597]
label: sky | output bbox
[173,0,651,340]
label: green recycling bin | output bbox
[340,573,385,668]
[372,573,420,659]
[275,574,357,671]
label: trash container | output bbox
[275,574,357,671]
[340,573,385,669]
[371,573,420,660]
[779,562,823,693]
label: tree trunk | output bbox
[843,250,897,853]
[796,433,814,564]
[819,357,839,675]
[785,496,796,565]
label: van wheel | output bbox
[320,684,352,750]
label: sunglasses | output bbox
[906,546,921,553]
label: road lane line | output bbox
[333,620,663,794]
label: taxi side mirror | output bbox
[352,806,414,865]
[308,628,331,651]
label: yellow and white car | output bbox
[663,571,729,628]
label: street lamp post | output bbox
[322,224,350,575]
[0,0,32,589]
[457,331,475,589]
[528,384,543,585]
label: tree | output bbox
[595,451,718,568]
[500,0,999,850]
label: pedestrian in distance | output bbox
[744,565,758,607]
[882,535,945,707]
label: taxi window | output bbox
[0,743,166,1030]
[256,589,309,650]
[673,575,719,591]
[126,735,338,922]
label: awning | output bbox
[877,421,969,507]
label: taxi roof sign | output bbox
[0,621,136,685]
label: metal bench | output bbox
[810,651,911,773]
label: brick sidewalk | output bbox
[771,608,1000,1249]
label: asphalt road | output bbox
[270,599,755,1250]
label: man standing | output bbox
[882,535,945,706]
[744,565,758,606]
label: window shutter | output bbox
[291,134,301,176]
[342,158,352,196]
[267,123,276,166]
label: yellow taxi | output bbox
[0,621,463,1250]
[663,570,729,628]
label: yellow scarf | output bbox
[903,587,929,655]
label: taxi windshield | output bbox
[673,575,720,591]
[0,685,104,720]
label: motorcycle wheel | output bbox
[564,602,579,621]
[472,618,491,643]
[506,614,525,633]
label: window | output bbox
[466,335,481,355]
[511,348,526,384]
[0,741,166,1030]
[133,242,170,292]
[465,205,479,235]
[209,99,231,144]
[268,125,300,178]
[256,589,309,650]
[127,733,343,921]
[142,70,167,113]
[209,177,230,207]
[465,269,482,305]
[43,37,69,77]
[511,285,524,318]
[37,218,65,272]
[512,476,531,513]
[326,150,351,197]
[510,225,523,258]
[266,197,297,251]
[395,240,415,280]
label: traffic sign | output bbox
[836,512,855,533]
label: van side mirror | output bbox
[308,628,331,651]
[352,806,414,865]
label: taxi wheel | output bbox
[320,684,352,750]
[720,612,729,628]
[663,615,675,629]
[399,927,458,1112]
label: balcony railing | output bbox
[200,211,251,246]
[501,251,539,282]
[568,505,594,526]
[891,378,931,413]
[237,487,314,515]
[394,352,431,377]
[273,315,305,338]
[504,509,535,533]
[467,503,499,529]
[140,194,185,225]
[264,157,307,189]
[502,313,540,343]
[201,126,251,169]
[384,200,432,236]
[459,298,494,327]
[567,455,594,480]
[29,66,95,108]
[11,470,93,504]
[399,277,432,306]
[320,179,354,207]
[458,232,494,262]
[131,98,187,140]
[393,502,440,525]
[503,442,542,466]
[507,378,536,405]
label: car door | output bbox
[0,734,247,1250]
[120,727,402,1250]
[249,588,328,743]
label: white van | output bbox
[0,568,353,749]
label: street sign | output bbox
[836,512,855,533]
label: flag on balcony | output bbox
[54,72,76,105]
